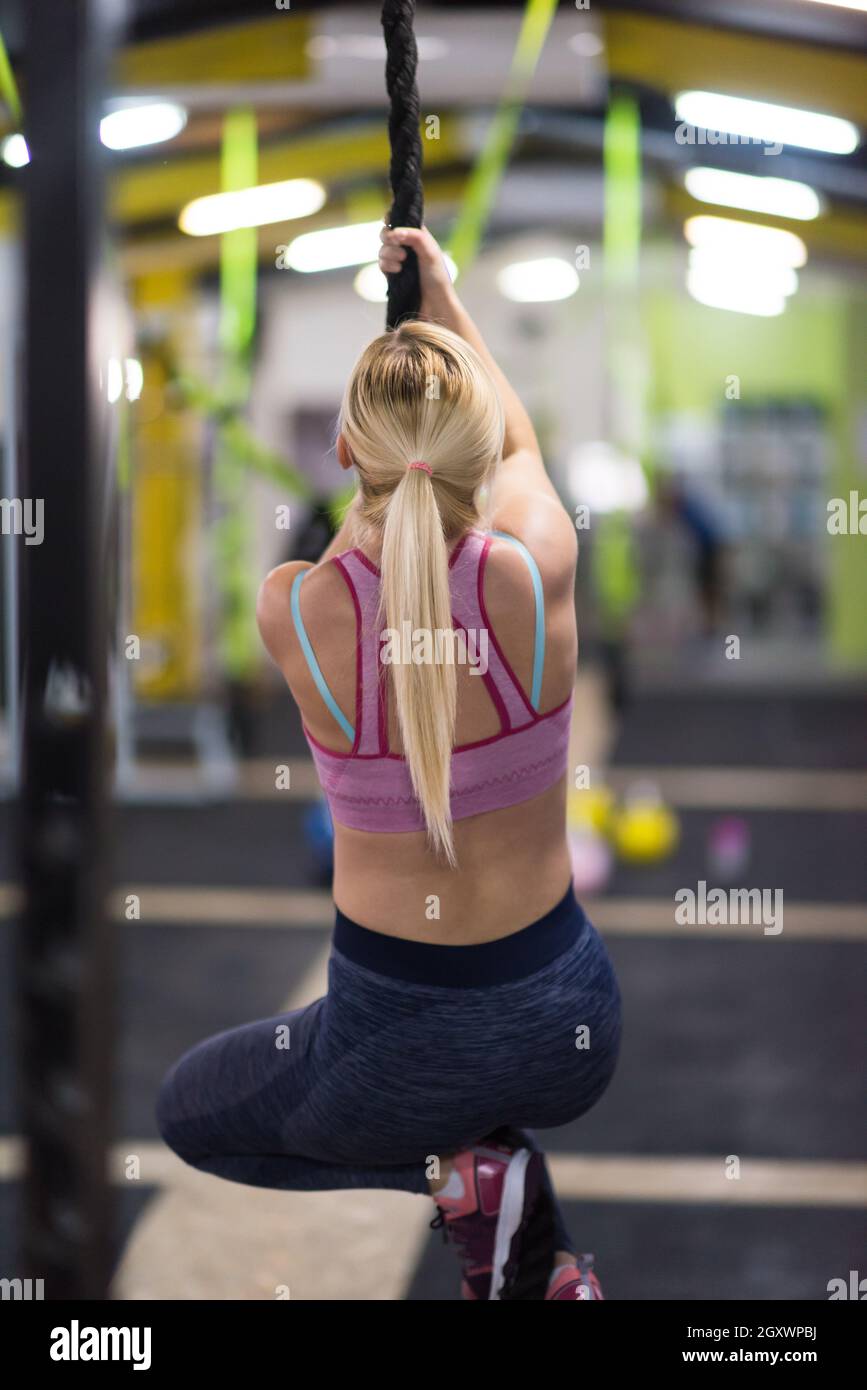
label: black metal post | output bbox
[17,0,120,1299]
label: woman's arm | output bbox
[379,225,575,557]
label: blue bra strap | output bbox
[491,530,545,711]
[290,569,355,743]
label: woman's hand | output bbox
[378,224,457,319]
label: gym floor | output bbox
[1,680,865,1299]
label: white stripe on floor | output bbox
[607,766,867,812]
[548,1154,867,1208]
[3,1140,862,1210]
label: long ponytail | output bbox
[380,464,456,864]
[339,320,504,864]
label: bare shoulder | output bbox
[256,558,354,672]
[487,493,578,602]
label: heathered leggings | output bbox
[156,883,622,1252]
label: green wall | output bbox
[644,277,867,668]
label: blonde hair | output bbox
[338,320,504,865]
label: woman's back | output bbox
[279,526,578,942]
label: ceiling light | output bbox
[1,133,29,168]
[106,358,124,404]
[354,252,458,302]
[684,167,822,220]
[688,248,798,297]
[124,358,144,402]
[100,101,187,151]
[568,33,604,58]
[354,263,389,303]
[567,443,649,513]
[686,268,786,317]
[286,220,383,272]
[684,215,807,268]
[497,257,579,303]
[795,1,867,12]
[675,90,858,156]
[179,179,325,236]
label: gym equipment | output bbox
[304,799,335,879]
[380,0,558,319]
[612,780,680,865]
[567,784,616,838]
[17,0,118,1299]
[0,24,23,793]
[707,815,751,882]
[568,828,614,897]
[381,0,424,328]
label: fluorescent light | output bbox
[796,1,867,11]
[124,358,144,402]
[1,109,186,165]
[675,90,858,156]
[684,215,807,268]
[497,257,579,303]
[179,179,325,236]
[567,443,649,514]
[106,358,124,404]
[684,167,822,220]
[285,220,383,272]
[688,248,798,297]
[354,263,389,303]
[101,101,187,151]
[568,33,604,57]
[354,252,458,302]
[686,268,786,317]
[1,133,29,168]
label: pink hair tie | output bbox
[408,460,432,476]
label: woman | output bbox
[156,225,622,1301]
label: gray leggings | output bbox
[156,885,622,1249]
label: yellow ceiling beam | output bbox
[110,117,466,226]
[115,15,311,87]
[603,12,867,126]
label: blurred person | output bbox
[156,226,621,1302]
[656,473,728,636]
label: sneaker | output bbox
[545,1254,604,1301]
[431,1140,544,1301]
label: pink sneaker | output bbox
[431,1141,544,1301]
[545,1254,604,1301]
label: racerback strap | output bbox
[290,529,546,750]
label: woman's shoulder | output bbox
[256,557,355,671]
[483,495,578,603]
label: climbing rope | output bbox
[381,0,424,328]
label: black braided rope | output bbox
[381,0,424,329]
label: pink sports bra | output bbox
[289,527,573,833]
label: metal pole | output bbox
[1,240,19,789]
[17,0,120,1300]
